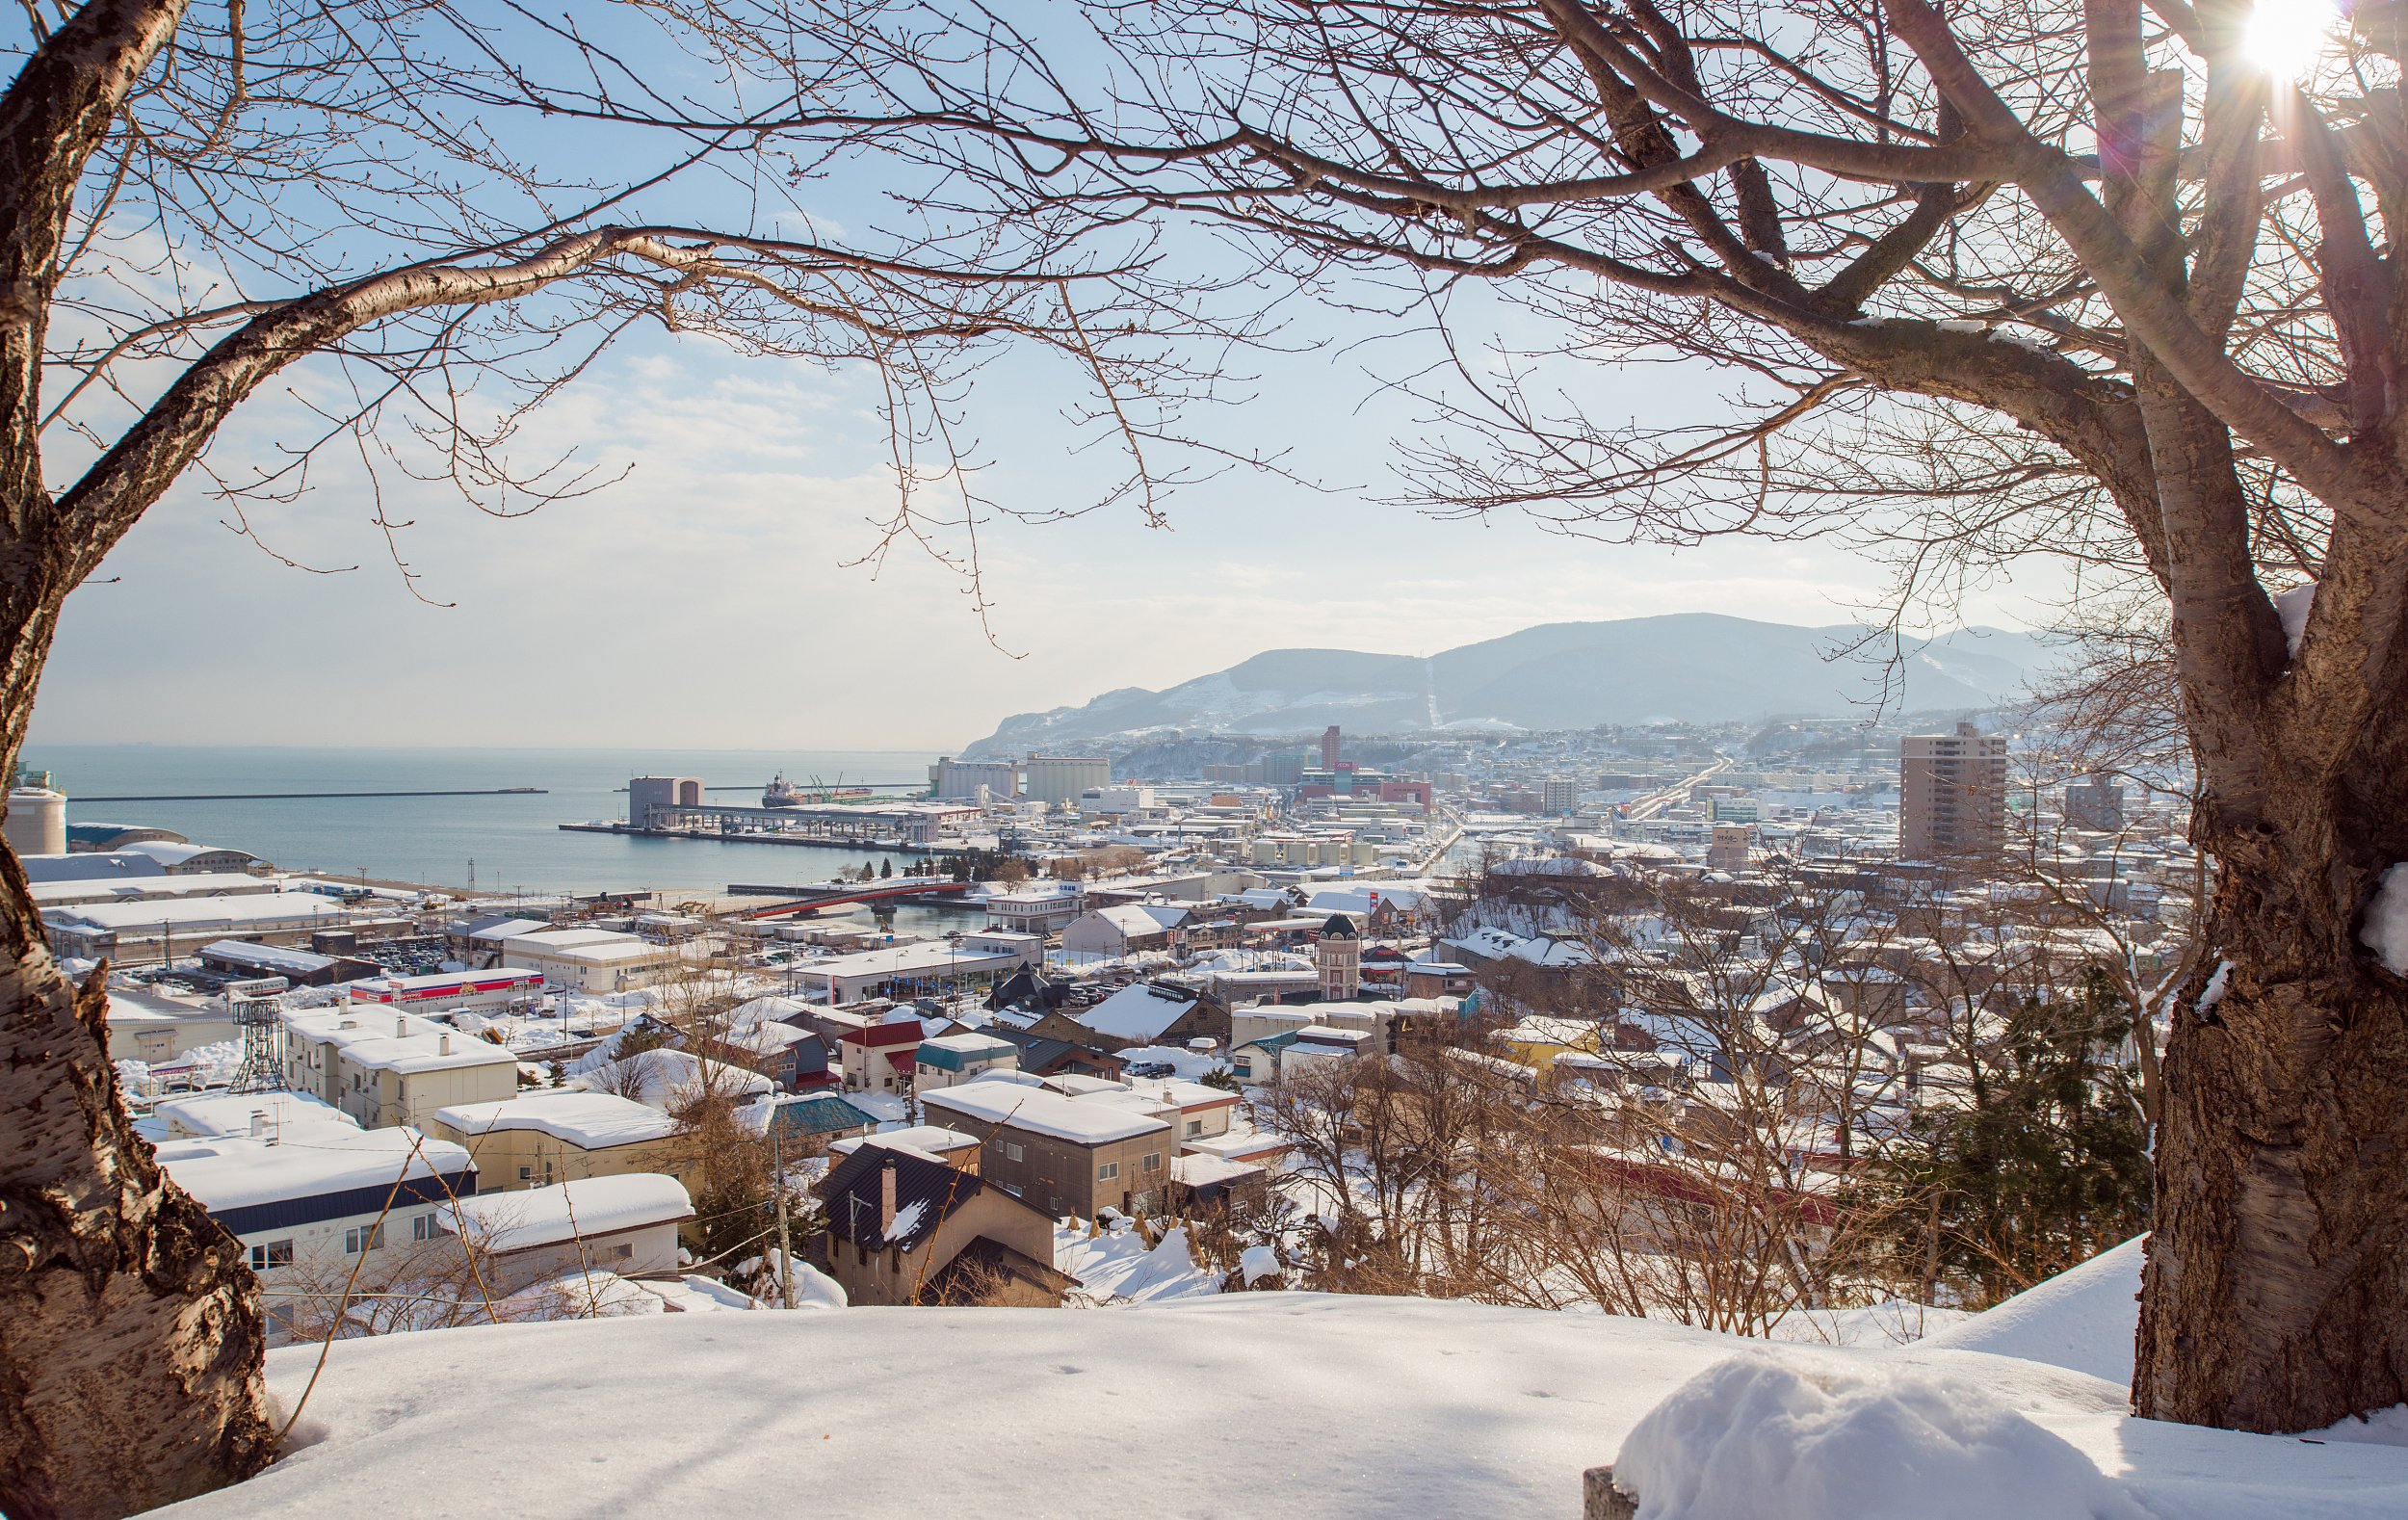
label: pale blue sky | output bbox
[22,6,2065,754]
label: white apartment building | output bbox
[279,1005,523,1130]
[156,1125,478,1341]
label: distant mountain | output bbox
[957,615,2062,756]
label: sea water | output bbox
[19,746,952,898]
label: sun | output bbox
[2240,0,2342,82]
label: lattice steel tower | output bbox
[226,976,292,1095]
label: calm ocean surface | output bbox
[18,747,951,898]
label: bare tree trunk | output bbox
[0,854,276,1517]
[2137,837,2408,1431]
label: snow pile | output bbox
[2360,864,2408,977]
[1614,1353,2151,1520]
[1919,1234,2144,1385]
[1764,1300,1973,1349]
[492,1269,661,1323]
[2314,1405,2408,1447]
[789,1261,849,1310]
[2275,582,2316,657]
[1238,1245,1283,1285]
[634,1275,759,1313]
[1055,1221,1224,1303]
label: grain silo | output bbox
[4,785,66,858]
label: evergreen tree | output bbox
[879,857,893,879]
[1871,970,2153,1309]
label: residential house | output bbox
[911,1033,1020,1089]
[815,1140,1081,1306]
[1059,1076,1241,1149]
[155,1125,477,1340]
[830,1125,982,1172]
[1230,1024,1377,1086]
[838,1018,925,1094]
[921,1081,1175,1219]
[1060,904,1188,962]
[752,1092,880,1145]
[427,1091,683,1193]
[977,1025,1128,1082]
[441,1173,694,1292]
[1403,961,1478,999]
[1065,980,1229,1051]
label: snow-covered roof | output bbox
[924,1083,1171,1144]
[159,1127,473,1214]
[444,1174,694,1253]
[467,917,549,942]
[200,939,335,976]
[155,1090,359,1138]
[794,940,1025,979]
[1170,1154,1263,1189]
[45,892,360,931]
[1086,904,1187,936]
[432,1092,677,1149]
[1073,1079,1237,1115]
[828,1126,982,1160]
[1074,980,1200,1040]
[105,993,235,1029]
[281,1007,520,1075]
[570,1050,773,1111]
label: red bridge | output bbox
[733,881,976,920]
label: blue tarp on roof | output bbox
[767,1094,877,1136]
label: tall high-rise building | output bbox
[1899,722,2008,859]
[1321,725,1343,770]
[1541,778,1581,814]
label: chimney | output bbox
[879,1163,897,1240]
[249,1111,266,1139]
[439,1035,451,1056]
[396,1017,407,1037]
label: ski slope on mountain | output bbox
[147,1271,2407,1520]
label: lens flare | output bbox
[2241,0,2342,82]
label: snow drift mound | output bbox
[1616,1353,2150,1520]
[1918,1234,2144,1386]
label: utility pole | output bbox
[771,1125,797,1309]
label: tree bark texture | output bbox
[2136,817,2408,1429]
[0,850,276,1518]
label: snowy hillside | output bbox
[957,616,2061,755]
[148,1263,2406,1520]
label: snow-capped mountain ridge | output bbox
[960,614,2060,756]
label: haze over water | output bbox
[19,747,946,898]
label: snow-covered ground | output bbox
[145,1238,2408,1520]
